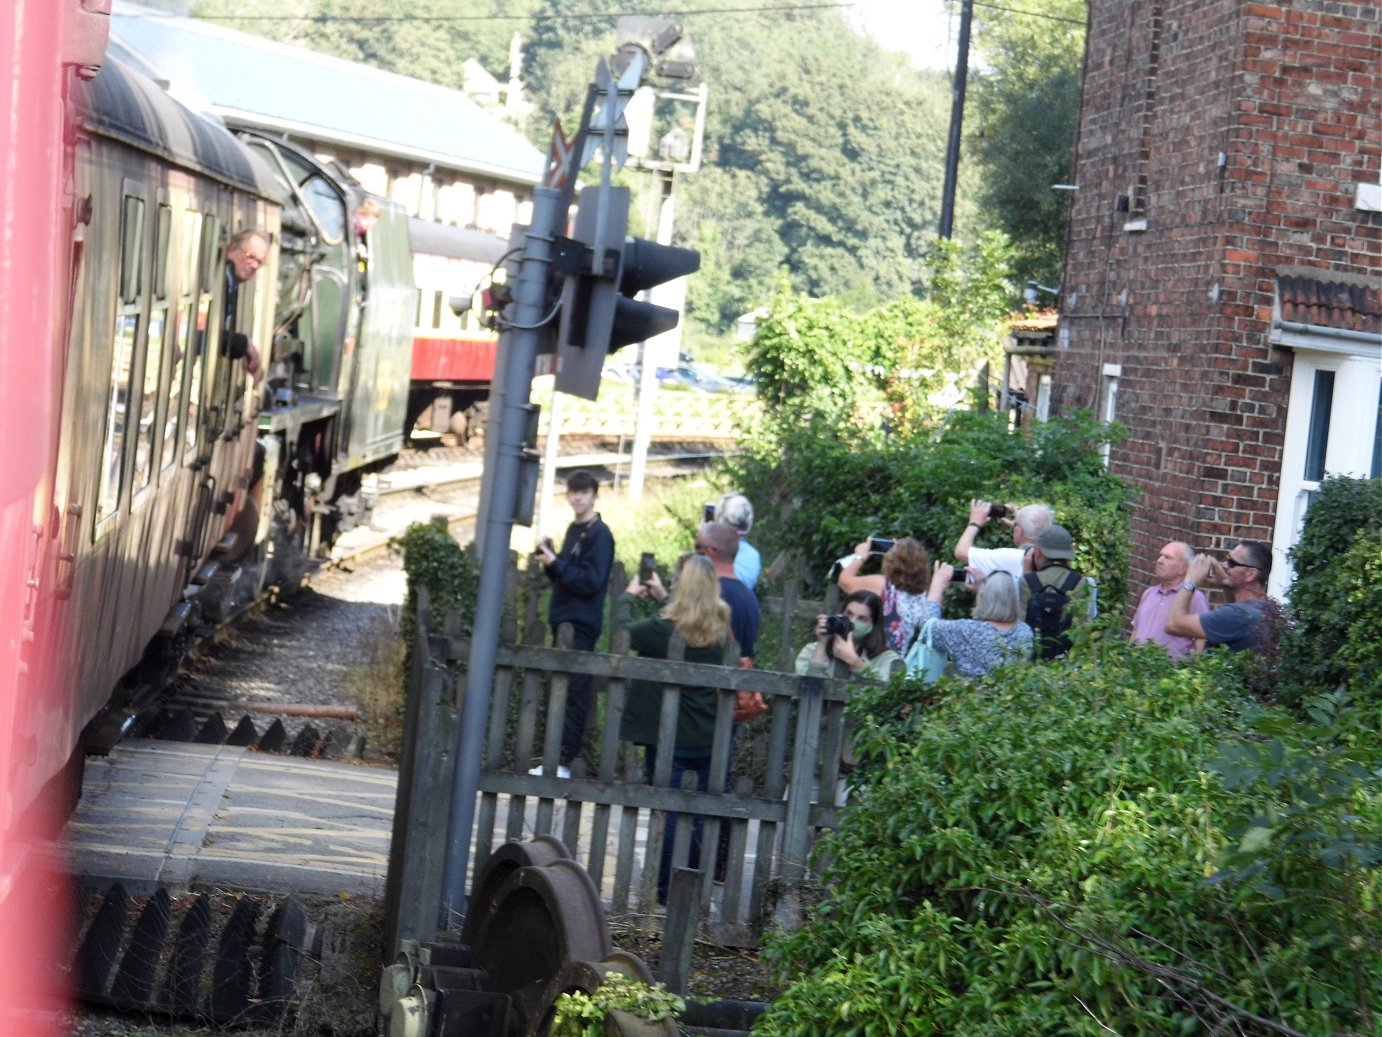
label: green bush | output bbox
[726,408,1130,608]
[1279,475,1382,715]
[390,519,480,650]
[754,642,1381,1035]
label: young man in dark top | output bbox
[533,470,615,777]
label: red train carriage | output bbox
[406,218,509,444]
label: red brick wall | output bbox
[1056,0,1382,598]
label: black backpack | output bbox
[1023,570,1083,660]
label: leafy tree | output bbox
[968,0,1086,289]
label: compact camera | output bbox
[868,537,895,554]
[638,552,657,585]
[824,614,853,638]
[988,504,1009,520]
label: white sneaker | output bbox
[527,764,571,779]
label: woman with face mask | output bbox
[795,590,900,680]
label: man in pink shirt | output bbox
[1130,541,1207,658]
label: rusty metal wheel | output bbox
[465,851,612,1035]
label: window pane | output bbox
[185,297,210,460]
[119,196,145,304]
[153,205,172,299]
[134,307,166,493]
[164,303,191,470]
[99,314,139,521]
[1303,369,1335,483]
[181,210,202,288]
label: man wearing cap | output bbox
[1019,524,1093,659]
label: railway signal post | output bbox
[436,22,701,930]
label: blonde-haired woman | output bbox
[617,553,734,903]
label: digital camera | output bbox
[824,614,853,638]
[988,504,1009,520]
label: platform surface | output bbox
[66,739,397,897]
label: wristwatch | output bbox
[1178,581,1196,592]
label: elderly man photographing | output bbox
[954,499,1055,588]
[1165,540,1281,653]
[1130,542,1208,658]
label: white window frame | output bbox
[1269,338,1380,599]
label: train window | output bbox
[119,196,145,305]
[164,303,189,470]
[201,214,222,291]
[134,307,166,494]
[184,299,209,461]
[180,210,202,287]
[153,205,172,300]
[300,174,346,244]
[97,314,139,523]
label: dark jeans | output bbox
[644,746,712,904]
[555,624,597,766]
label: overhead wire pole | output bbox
[938,0,974,239]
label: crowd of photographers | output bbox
[531,473,1283,768]
[530,475,1284,897]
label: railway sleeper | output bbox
[134,705,362,759]
[71,883,309,1027]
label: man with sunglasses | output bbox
[1164,540,1280,652]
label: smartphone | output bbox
[638,552,657,584]
[869,537,895,554]
[950,566,970,583]
[703,503,716,522]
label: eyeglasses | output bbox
[1223,558,1257,570]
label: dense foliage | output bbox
[185,0,1080,333]
[1277,475,1382,717]
[390,518,480,649]
[726,406,1131,611]
[755,640,1381,1035]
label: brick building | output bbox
[1054,0,1380,599]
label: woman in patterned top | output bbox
[837,537,931,654]
[919,563,1034,678]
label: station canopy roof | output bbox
[111,2,545,186]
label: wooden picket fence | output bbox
[384,555,895,955]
